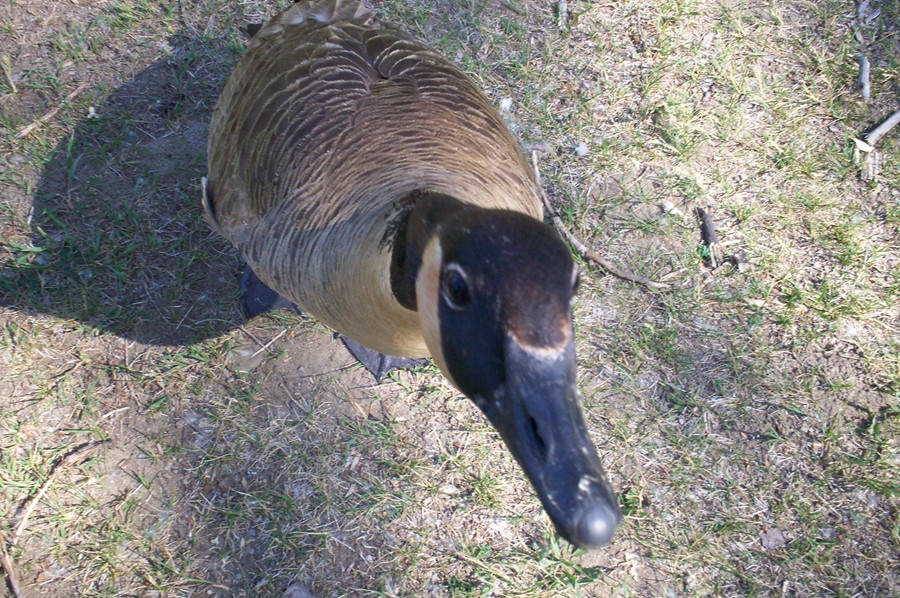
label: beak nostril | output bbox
[528,415,548,462]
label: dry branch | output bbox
[696,207,724,269]
[531,151,669,290]
[558,0,569,29]
[853,109,899,180]
[853,1,875,102]
[250,329,287,358]
[864,108,900,147]
[16,82,87,139]
[1,55,16,94]
[858,55,871,102]
[498,1,524,16]
[4,441,108,597]
[12,440,110,545]
[1,532,23,598]
[238,326,281,357]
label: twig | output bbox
[858,55,871,102]
[696,207,724,269]
[454,551,517,586]
[863,108,900,147]
[16,82,87,139]
[238,326,280,356]
[280,377,309,413]
[498,1,523,16]
[853,1,872,102]
[12,440,110,545]
[250,328,286,358]
[1,55,17,94]
[531,151,669,290]
[1,532,23,598]
[853,108,900,180]
[175,0,188,28]
[558,0,568,29]
[858,0,870,19]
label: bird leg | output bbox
[240,268,302,317]
[338,336,428,383]
[241,267,427,382]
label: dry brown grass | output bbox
[1,0,898,596]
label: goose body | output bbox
[205,0,541,355]
[205,0,621,548]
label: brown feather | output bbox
[205,0,542,356]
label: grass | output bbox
[0,0,898,596]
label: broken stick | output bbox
[858,55,871,102]
[696,207,724,269]
[531,151,668,290]
[16,82,87,139]
[0,440,103,598]
[12,440,110,545]
[558,0,569,29]
[864,108,900,147]
[1,532,23,598]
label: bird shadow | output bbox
[1,32,243,346]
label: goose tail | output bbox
[247,0,374,41]
[280,0,374,27]
[200,176,224,237]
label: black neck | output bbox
[390,191,468,311]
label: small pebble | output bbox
[284,582,317,598]
[661,200,685,218]
[226,345,266,372]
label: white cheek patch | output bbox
[416,237,456,388]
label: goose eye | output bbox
[442,266,471,308]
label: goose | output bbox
[203,0,621,548]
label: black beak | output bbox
[483,335,622,549]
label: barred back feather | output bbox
[205,0,542,355]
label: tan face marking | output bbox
[506,319,572,354]
[416,237,457,389]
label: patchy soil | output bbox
[1,0,899,597]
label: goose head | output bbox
[397,193,622,549]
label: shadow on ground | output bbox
[0,32,241,346]
[0,26,453,596]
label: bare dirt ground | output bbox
[1,0,898,596]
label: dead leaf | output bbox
[761,526,787,550]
